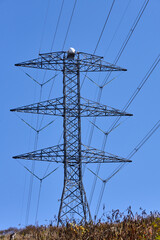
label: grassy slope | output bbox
[1,209,160,239]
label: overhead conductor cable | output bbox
[94,119,160,218]
[87,0,150,204]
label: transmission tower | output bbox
[11,48,132,225]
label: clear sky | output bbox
[1,0,160,229]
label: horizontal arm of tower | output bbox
[81,145,132,164]
[13,144,64,163]
[10,97,64,116]
[13,144,131,164]
[10,97,133,117]
[80,98,133,117]
[15,51,127,72]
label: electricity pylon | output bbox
[11,48,132,225]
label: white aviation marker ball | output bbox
[68,47,76,55]
[67,47,76,59]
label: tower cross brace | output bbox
[11,49,132,225]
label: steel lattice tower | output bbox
[11,48,132,225]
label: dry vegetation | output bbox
[1,208,160,240]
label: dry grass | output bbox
[1,208,160,240]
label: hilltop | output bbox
[1,208,160,239]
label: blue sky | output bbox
[1,0,160,229]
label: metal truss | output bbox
[13,144,64,163]
[12,50,132,225]
[81,145,131,164]
[15,51,127,72]
[13,144,131,164]
[11,97,132,117]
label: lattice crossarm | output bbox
[15,51,127,73]
[15,51,65,71]
[10,97,64,116]
[80,98,133,117]
[81,145,132,164]
[13,144,64,163]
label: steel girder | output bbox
[10,97,132,117]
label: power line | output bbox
[39,0,51,54]
[19,173,27,225]
[15,112,57,134]
[25,133,39,225]
[19,69,39,226]
[19,68,58,219]
[34,166,59,224]
[94,0,116,54]
[86,0,149,153]
[62,0,77,50]
[35,180,42,224]
[38,72,58,130]
[88,54,160,207]
[104,0,132,56]
[27,1,65,190]
[20,59,60,222]
[51,0,65,51]
[27,71,58,224]
[17,159,59,224]
[93,119,160,218]
[89,134,108,206]
[81,0,116,88]
[29,71,56,222]
[88,118,129,206]
[19,0,61,225]
[85,0,149,180]
[25,82,43,226]
[102,0,149,86]
[108,54,160,133]
[38,0,65,97]
[33,0,65,136]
